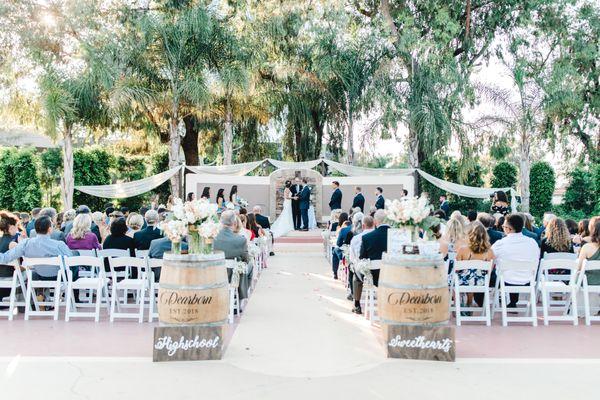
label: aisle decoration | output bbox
[163,198,220,254]
[231,260,248,288]
[385,196,440,254]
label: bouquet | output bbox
[238,197,249,209]
[161,219,188,243]
[231,260,248,288]
[385,196,440,235]
[167,197,220,253]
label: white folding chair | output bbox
[579,260,600,325]
[536,252,578,297]
[64,256,109,322]
[135,249,149,259]
[147,258,163,322]
[22,257,67,320]
[495,260,538,326]
[0,260,26,320]
[226,260,241,324]
[108,257,147,322]
[453,260,493,326]
[538,258,579,325]
[73,249,98,302]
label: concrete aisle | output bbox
[224,242,384,377]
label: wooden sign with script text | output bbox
[385,325,455,362]
[153,326,223,362]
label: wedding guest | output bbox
[232,216,242,234]
[103,218,135,256]
[56,212,64,231]
[253,206,270,229]
[166,195,175,211]
[149,237,188,259]
[62,209,76,233]
[19,213,30,232]
[30,208,66,242]
[92,211,109,242]
[433,210,447,234]
[329,181,342,211]
[492,214,540,308]
[0,212,20,303]
[329,209,342,232]
[439,195,450,218]
[200,187,210,200]
[332,216,352,280]
[247,213,264,238]
[336,212,349,234]
[65,206,101,242]
[139,206,149,229]
[540,218,573,257]
[229,185,239,207]
[120,207,130,217]
[456,221,495,308]
[126,213,144,238]
[133,210,163,250]
[239,214,253,241]
[213,210,249,262]
[537,212,557,238]
[187,192,195,202]
[0,216,73,281]
[494,214,505,232]
[25,208,41,236]
[578,217,600,285]
[216,189,226,211]
[66,213,101,251]
[573,219,591,245]
[354,210,389,314]
[374,187,385,210]
[346,213,369,300]
[477,213,504,245]
[519,213,540,244]
[491,191,510,215]
[439,217,467,261]
[467,210,477,224]
[565,219,578,237]
[352,186,365,212]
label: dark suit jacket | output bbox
[359,225,389,261]
[255,214,271,229]
[375,195,385,210]
[352,193,365,212]
[299,186,310,210]
[290,184,303,209]
[133,226,164,250]
[329,188,342,210]
[336,225,353,247]
[487,228,504,245]
[103,234,135,256]
[440,201,450,219]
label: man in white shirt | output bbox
[492,214,540,307]
[350,216,374,264]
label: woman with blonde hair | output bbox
[440,217,467,258]
[540,218,573,257]
[456,221,495,308]
[91,211,109,242]
[66,213,101,251]
[126,212,144,238]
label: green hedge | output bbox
[491,161,517,189]
[73,148,114,210]
[529,161,555,219]
[563,167,595,216]
[114,155,149,211]
[0,148,42,212]
[151,148,171,203]
[444,160,484,213]
[419,158,446,203]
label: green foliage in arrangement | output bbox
[529,161,556,219]
[444,160,485,213]
[0,148,42,211]
[562,167,595,216]
[491,162,518,189]
[73,148,114,210]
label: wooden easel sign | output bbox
[153,326,223,362]
[385,325,455,362]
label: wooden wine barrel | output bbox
[378,253,449,326]
[158,251,228,326]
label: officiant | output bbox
[329,181,342,211]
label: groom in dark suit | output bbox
[298,178,311,231]
[328,181,342,211]
[351,186,365,212]
[290,177,303,230]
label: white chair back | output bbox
[108,256,147,279]
[581,259,600,273]
[497,259,538,274]
[64,256,105,278]
[543,252,577,260]
[539,259,578,284]
[74,249,98,257]
[97,249,130,258]
[21,256,64,270]
[135,249,149,259]
[453,260,493,273]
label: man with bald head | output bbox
[213,210,249,262]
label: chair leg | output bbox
[110,286,116,323]
[65,283,73,322]
[454,286,461,326]
[138,288,144,323]
[500,282,508,327]
[530,287,537,327]
[94,284,102,322]
[541,288,548,326]
[148,283,154,323]
[583,287,591,326]
[571,290,578,326]
[483,290,491,326]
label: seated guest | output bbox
[540,218,573,257]
[573,219,591,246]
[200,187,210,201]
[149,237,188,260]
[537,212,556,238]
[467,210,477,225]
[0,212,20,302]
[139,206,150,229]
[247,213,264,238]
[439,217,467,260]
[519,213,540,244]
[120,206,130,217]
[578,217,600,284]
[456,221,495,308]
[336,212,349,234]
[133,210,163,250]
[353,210,389,314]
[477,213,504,245]
[103,217,135,256]
[565,219,578,238]
[213,210,249,262]
[25,208,41,237]
[492,213,540,308]
[0,216,73,281]
[126,212,144,238]
[30,208,66,242]
[238,214,253,242]
[328,209,341,232]
[65,206,101,242]
[62,209,76,233]
[66,213,101,251]
[253,206,270,229]
[332,217,353,280]
[92,211,109,242]
[350,215,374,264]
[343,212,365,299]
[494,214,505,232]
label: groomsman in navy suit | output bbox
[298,178,311,231]
[352,186,365,212]
[374,187,385,210]
[329,181,342,211]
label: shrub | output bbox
[114,155,149,211]
[444,160,485,213]
[0,148,42,212]
[73,148,114,210]
[151,148,171,203]
[0,149,16,210]
[529,161,555,219]
[419,157,446,202]
[491,161,517,189]
[562,167,595,216]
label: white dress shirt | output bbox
[349,228,374,264]
[491,232,540,285]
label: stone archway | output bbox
[268,168,323,223]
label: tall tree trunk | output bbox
[182,115,199,166]
[518,131,531,212]
[294,122,302,161]
[168,114,182,198]
[223,97,233,165]
[61,125,74,210]
[311,108,324,159]
[345,92,354,165]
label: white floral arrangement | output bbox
[248,242,261,258]
[225,202,235,210]
[354,259,374,288]
[238,197,249,208]
[198,218,220,239]
[385,196,440,231]
[160,219,188,243]
[231,260,248,288]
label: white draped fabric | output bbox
[75,166,182,199]
[266,158,323,170]
[417,168,515,201]
[322,159,415,176]
[186,160,264,176]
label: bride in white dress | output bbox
[270,180,296,238]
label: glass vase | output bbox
[411,226,420,243]
[188,225,213,254]
[171,240,182,255]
